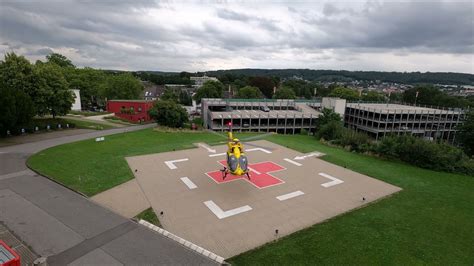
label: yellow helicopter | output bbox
[217,122,276,180]
[221,124,250,180]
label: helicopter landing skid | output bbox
[221,167,228,180]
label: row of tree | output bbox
[204,69,474,85]
[316,108,474,175]
[0,52,143,135]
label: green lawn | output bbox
[230,134,474,265]
[135,207,161,227]
[63,118,115,130]
[27,129,223,196]
[27,130,474,264]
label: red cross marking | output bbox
[206,160,286,189]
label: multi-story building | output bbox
[190,75,218,87]
[344,103,465,143]
[201,98,466,143]
[201,98,321,134]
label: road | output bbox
[0,124,216,265]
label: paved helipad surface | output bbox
[127,140,401,259]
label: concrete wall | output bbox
[71,89,82,111]
[321,97,346,117]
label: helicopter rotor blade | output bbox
[205,129,276,150]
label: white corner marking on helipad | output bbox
[180,177,197,189]
[164,158,189,169]
[204,200,252,219]
[208,152,226,157]
[246,147,272,154]
[283,158,302,166]
[276,190,305,201]
[248,167,261,175]
[319,172,344,188]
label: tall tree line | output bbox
[0,52,143,135]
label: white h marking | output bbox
[164,158,189,169]
[209,153,226,157]
[284,158,302,166]
[246,148,272,154]
[276,191,305,201]
[204,200,252,219]
[319,173,344,188]
[180,177,197,189]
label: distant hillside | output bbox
[196,69,474,85]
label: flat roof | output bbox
[108,100,155,103]
[209,108,320,119]
[346,103,463,114]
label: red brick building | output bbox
[106,100,155,123]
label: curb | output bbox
[138,220,225,264]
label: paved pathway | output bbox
[0,124,216,265]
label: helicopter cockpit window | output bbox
[239,155,248,171]
[228,154,238,172]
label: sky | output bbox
[0,0,473,73]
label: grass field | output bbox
[135,207,161,227]
[230,134,474,265]
[64,118,115,130]
[27,129,474,264]
[27,129,223,196]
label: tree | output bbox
[0,86,34,134]
[328,87,359,101]
[236,86,262,98]
[0,52,36,130]
[402,85,469,108]
[193,80,224,103]
[281,80,316,99]
[318,108,342,127]
[35,63,74,118]
[0,52,39,101]
[273,87,296,99]
[362,91,385,102]
[62,67,107,109]
[403,85,441,105]
[100,73,143,100]
[457,110,474,156]
[161,88,179,102]
[148,100,188,128]
[248,76,275,98]
[46,53,75,68]
[179,90,193,106]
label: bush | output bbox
[377,135,473,175]
[316,121,343,140]
[148,100,188,128]
[335,128,373,152]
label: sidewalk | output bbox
[0,129,94,147]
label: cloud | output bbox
[0,0,472,73]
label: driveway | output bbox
[0,124,216,265]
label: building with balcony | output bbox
[344,103,465,143]
[201,98,322,134]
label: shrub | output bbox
[148,100,188,128]
[376,135,473,175]
[317,121,343,140]
[335,128,372,152]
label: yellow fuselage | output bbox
[227,131,246,175]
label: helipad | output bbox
[126,140,401,259]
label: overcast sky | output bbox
[1,0,473,73]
